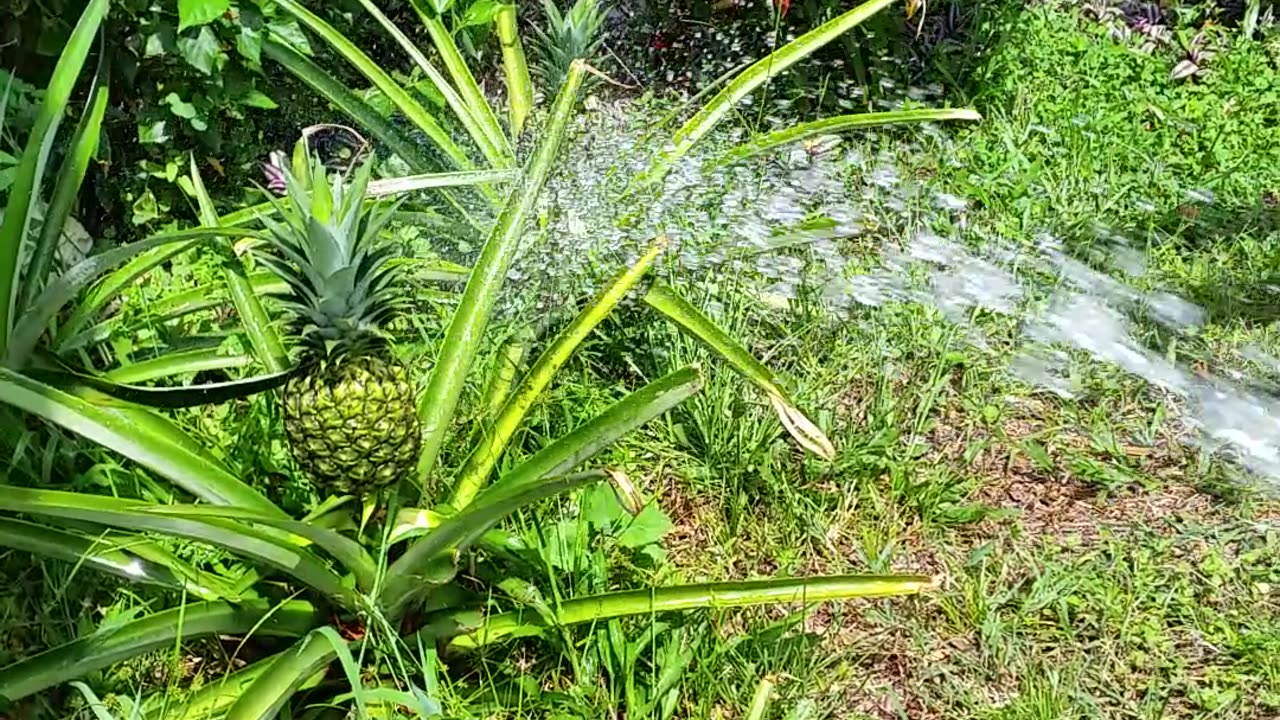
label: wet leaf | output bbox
[178,0,231,31]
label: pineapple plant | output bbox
[256,155,421,496]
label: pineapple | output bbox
[257,156,420,496]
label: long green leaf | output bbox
[17,55,110,315]
[0,517,188,592]
[0,520,238,600]
[59,362,295,407]
[448,575,935,649]
[60,272,287,354]
[224,631,340,720]
[415,61,587,495]
[0,368,281,512]
[496,2,534,136]
[140,650,298,720]
[644,282,834,460]
[637,0,898,186]
[351,0,513,168]
[450,237,668,507]
[39,227,268,363]
[382,472,607,612]
[189,155,291,373]
[270,0,475,173]
[486,365,702,494]
[388,366,703,610]
[144,504,377,591]
[0,0,108,359]
[102,347,254,384]
[262,38,440,175]
[412,1,513,166]
[0,600,319,702]
[720,108,982,163]
[219,170,513,229]
[0,487,355,604]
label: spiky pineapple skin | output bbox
[282,356,420,496]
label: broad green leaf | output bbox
[488,365,702,495]
[447,575,936,649]
[140,651,296,720]
[225,631,340,720]
[450,236,667,507]
[350,0,513,168]
[53,360,295,407]
[238,24,264,66]
[616,502,673,549]
[0,368,280,512]
[0,486,355,604]
[637,0,898,186]
[495,3,534,135]
[178,26,226,75]
[271,0,476,174]
[16,56,109,316]
[0,600,319,702]
[719,108,982,163]
[643,282,835,460]
[178,0,231,31]
[415,61,587,494]
[58,272,287,353]
[0,0,107,362]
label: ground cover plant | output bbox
[0,0,985,717]
[1,0,1279,718]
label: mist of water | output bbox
[491,91,1280,495]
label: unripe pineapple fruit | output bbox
[282,356,420,494]
[256,154,421,496]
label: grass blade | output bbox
[0,599,318,702]
[351,0,513,168]
[0,367,280,512]
[414,61,587,495]
[449,575,935,649]
[270,0,475,173]
[17,55,110,315]
[0,486,356,604]
[189,155,291,373]
[637,0,898,186]
[720,108,982,164]
[644,282,834,460]
[450,237,668,507]
[224,632,340,720]
[0,0,108,359]
[496,2,534,136]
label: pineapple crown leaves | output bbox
[253,155,404,360]
[533,0,609,84]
